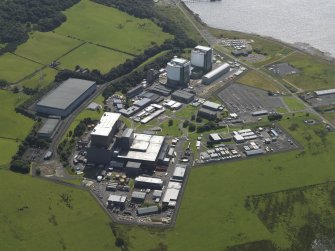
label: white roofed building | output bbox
[91,112,121,147]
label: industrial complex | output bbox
[29,43,305,227]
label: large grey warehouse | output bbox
[36,78,96,117]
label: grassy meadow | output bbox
[14,32,82,64]
[0,53,42,83]
[237,70,282,92]
[0,170,118,251]
[283,96,306,111]
[283,52,335,91]
[58,43,133,73]
[55,0,172,55]
[19,67,58,89]
[0,139,20,167]
[0,90,34,140]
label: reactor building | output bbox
[166,57,191,87]
[86,112,122,164]
[36,78,96,117]
[86,113,169,168]
[191,45,213,73]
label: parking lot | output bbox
[219,83,285,120]
[199,126,298,164]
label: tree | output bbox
[35,168,41,176]
[10,160,30,174]
[191,114,195,121]
[12,86,19,93]
[73,122,86,137]
[188,123,196,132]
[196,117,202,123]
[268,113,283,121]
[168,119,173,126]
[182,120,189,128]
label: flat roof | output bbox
[135,176,163,185]
[122,128,134,138]
[245,149,264,156]
[203,101,221,110]
[203,63,230,79]
[172,90,195,99]
[210,133,221,141]
[137,206,159,215]
[108,194,126,203]
[38,118,60,135]
[91,112,121,137]
[315,88,335,96]
[37,78,96,110]
[167,181,182,189]
[126,161,141,169]
[131,191,146,199]
[118,133,165,162]
[168,57,189,67]
[173,166,186,178]
[194,45,212,52]
[162,188,180,204]
[133,98,151,107]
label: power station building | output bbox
[36,78,96,117]
[87,113,168,167]
[166,57,190,87]
[191,45,213,73]
[86,112,122,164]
[202,63,230,85]
[90,112,122,148]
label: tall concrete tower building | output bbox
[166,57,191,87]
[191,45,213,73]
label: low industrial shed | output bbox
[198,108,217,119]
[137,206,159,216]
[36,78,96,117]
[37,118,60,138]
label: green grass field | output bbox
[159,119,183,136]
[237,70,283,92]
[19,67,58,89]
[323,111,335,125]
[283,96,306,111]
[58,43,132,73]
[175,105,197,119]
[0,170,117,251]
[0,90,34,140]
[55,0,172,55]
[62,95,104,141]
[111,113,335,250]
[283,52,335,91]
[0,139,20,167]
[0,53,41,83]
[15,32,82,64]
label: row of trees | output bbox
[0,0,80,54]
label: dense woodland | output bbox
[0,0,80,53]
